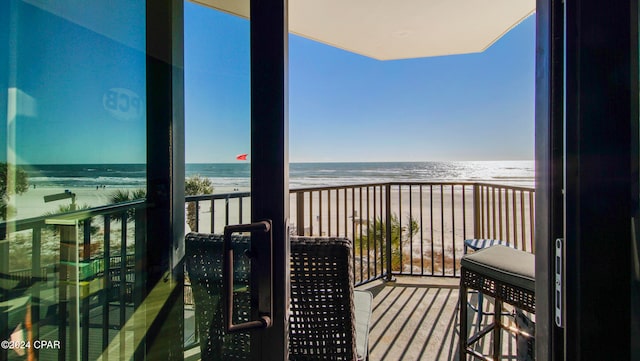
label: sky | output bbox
[3,2,534,165]
[185,2,536,163]
[2,1,146,165]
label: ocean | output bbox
[22,161,534,190]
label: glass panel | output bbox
[634,8,640,356]
[183,2,252,359]
[1,1,146,360]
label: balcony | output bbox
[0,182,534,360]
[182,276,522,361]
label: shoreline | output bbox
[10,185,249,220]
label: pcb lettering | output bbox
[103,88,144,121]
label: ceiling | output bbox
[191,0,535,60]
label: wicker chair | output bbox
[185,233,372,361]
[185,233,251,361]
[289,236,372,361]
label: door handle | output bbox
[632,218,640,281]
[555,238,564,328]
[223,220,273,333]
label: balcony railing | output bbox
[288,182,534,285]
[0,200,146,360]
[1,182,533,359]
[185,192,251,233]
[183,182,534,284]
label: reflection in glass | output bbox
[1,1,146,360]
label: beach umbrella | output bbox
[193,0,535,60]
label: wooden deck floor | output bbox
[14,277,526,361]
[358,276,524,361]
[184,276,527,360]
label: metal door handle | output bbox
[223,220,273,333]
[555,238,564,328]
[632,218,640,281]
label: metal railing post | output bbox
[385,184,394,281]
[296,192,305,236]
[529,191,535,253]
[103,216,111,357]
[53,220,80,361]
[82,219,91,361]
[0,226,9,361]
[473,183,480,238]
[119,213,127,358]
[225,196,230,226]
[194,201,199,232]
[31,226,42,360]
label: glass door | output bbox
[0,0,289,360]
[184,1,289,360]
[559,0,636,359]
[1,1,155,360]
[538,0,638,358]
[183,3,255,360]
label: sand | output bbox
[8,184,534,248]
[6,184,534,278]
[188,184,534,277]
[9,185,242,220]
[11,187,118,219]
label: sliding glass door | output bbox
[1,1,153,360]
[183,1,289,360]
[537,0,638,359]
[1,0,290,359]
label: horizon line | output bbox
[14,159,534,166]
[186,159,534,164]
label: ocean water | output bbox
[287,161,533,188]
[24,164,148,189]
[22,161,534,190]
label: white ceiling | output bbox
[191,0,535,60]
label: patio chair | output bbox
[185,233,372,361]
[289,236,372,361]
[185,233,251,361]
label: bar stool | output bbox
[459,245,535,360]
[463,239,514,328]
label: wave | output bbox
[30,176,146,187]
[23,161,534,189]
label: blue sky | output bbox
[185,3,535,163]
[3,1,146,165]
[4,2,534,165]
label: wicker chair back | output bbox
[185,233,359,360]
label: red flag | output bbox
[236,154,248,161]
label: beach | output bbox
[11,185,244,220]
[187,183,534,277]
[5,162,534,277]
[12,186,119,220]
